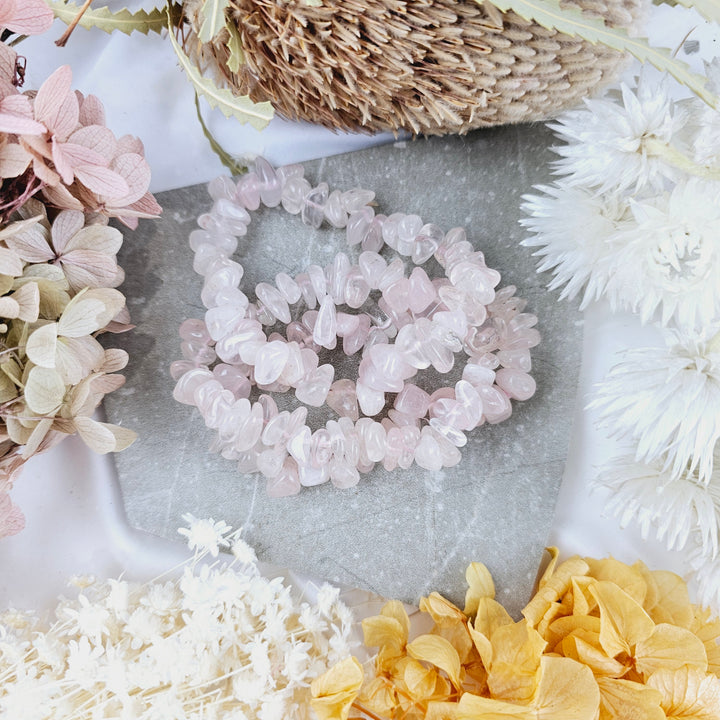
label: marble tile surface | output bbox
[104,125,581,618]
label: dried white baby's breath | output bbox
[0,517,354,719]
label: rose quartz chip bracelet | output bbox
[171,158,540,496]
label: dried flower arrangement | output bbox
[520,66,720,609]
[312,549,720,719]
[45,0,718,138]
[0,515,355,719]
[0,11,161,537]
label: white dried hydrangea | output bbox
[0,517,355,720]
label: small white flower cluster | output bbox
[0,516,354,720]
[521,65,720,611]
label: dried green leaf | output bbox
[47,0,178,36]
[198,0,230,43]
[672,0,720,24]
[194,94,247,175]
[479,0,717,108]
[225,21,245,73]
[24,366,65,415]
[167,14,274,130]
[0,371,17,404]
[26,323,58,369]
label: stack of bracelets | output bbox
[171,158,540,497]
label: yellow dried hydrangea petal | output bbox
[590,580,655,658]
[635,624,708,677]
[426,700,460,720]
[546,614,601,649]
[523,555,589,628]
[402,656,439,699]
[358,676,397,718]
[570,575,598,617]
[476,597,514,639]
[407,634,463,689]
[362,614,407,653]
[586,557,648,606]
[310,656,364,720]
[420,593,468,627]
[458,656,600,720]
[464,562,496,617]
[596,676,664,720]
[487,621,546,703]
[457,693,533,719]
[691,607,720,677]
[381,599,411,639]
[531,656,600,720]
[632,561,695,631]
[646,666,720,719]
[561,632,629,677]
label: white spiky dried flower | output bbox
[595,452,720,560]
[520,181,630,307]
[591,329,720,484]
[550,71,687,194]
[0,517,355,720]
[603,178,720,330]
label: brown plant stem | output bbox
[55,0,94,47]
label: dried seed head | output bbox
[184,0,646,135]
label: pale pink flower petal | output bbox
[5,224,54,263]
[74,164,129,197]
[41,183,84,211]
[106,153,151,205]
[34,65,79,140]
[115,134,144,155]
[0,40,16,88]
[0,142,31,178]
[78,94,105,126]
[0,96,46,134]
[68,125,117,163]
[0,491,25,538]
[0,0,53,35]
[50,138,75,185]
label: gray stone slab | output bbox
[104,125,581,618]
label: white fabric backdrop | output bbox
[2,4,716,609]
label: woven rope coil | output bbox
[185,0,646,134]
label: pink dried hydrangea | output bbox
[0,45,160,228]
[0,0,53,36]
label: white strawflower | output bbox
[682,58,720,168]
[520,181,630,306]
[551,71,687,194]
[591,329,720,483]
[603,178,720,330]
[595,454,720,559]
